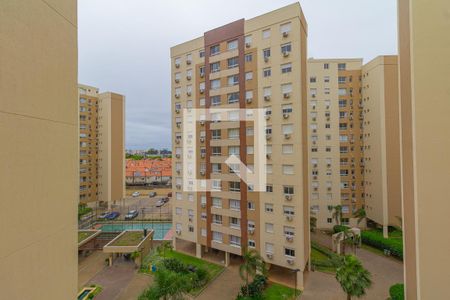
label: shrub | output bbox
[161,258,189,273]
[361,231,403,259]
[333,225,350,233]
[191,267,209,288]
[238,274,267,299]
[389,283,405,300]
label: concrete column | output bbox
[172,237,177,251]
[383,225,389,238]
[224,251,230,267]
[196,243,202,258]
[295,270,304,295]
[108,254,113,267]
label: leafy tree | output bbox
[353,208,367,225]
[157,241,173,258]
[310,216,317,232]
[139,268,191,300]
[335,255,372,300]
[239,250,267,296]
[332,205,343,225]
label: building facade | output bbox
[171,3,310,288]
[398,0,450,298]
[0,0,78,298]
[307,59,365,229]
[78,85,126,207]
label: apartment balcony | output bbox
[211,240,242,256]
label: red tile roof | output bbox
[126,158,172,177]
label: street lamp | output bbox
[292,268,301,299]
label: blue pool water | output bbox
[99,222,172,240]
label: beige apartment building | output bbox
[171,3,310,288]
[361,56,402,236]
[78,84,126,207]
[0,0,78,299]
[307,59,365,229]
[398,0,450,298]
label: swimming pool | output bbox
[99,222,172,240]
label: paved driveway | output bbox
[196,264,242,300]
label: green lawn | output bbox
[78,231,95,243]
[264,282,300,299]
[311,243,338,273]
[110,231,144,246]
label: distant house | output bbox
[125,158,172,185]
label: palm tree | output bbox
[353,208,366,225]
[239,250,267,296]
[332,205,343,225]
[335,255,372,300]
[336,229,354,255]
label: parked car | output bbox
[162,197,170,203]
[98,211,110,220]
[149,192,157,198]
[105,211,120,220]
[155,199,165,207]
[132,191,140,197]
[125,210,139,220]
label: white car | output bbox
[132,191,140,197]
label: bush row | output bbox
[389,283,405,300]
[361,231,403,260]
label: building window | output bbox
[338,63,346,70]
[282,144,294,154]
[265,243,274,254]
[212,214,222,225]
[324,63,329,69]
[266,184,273,192]
[210,62,220,73]
[248,202,255,210]
[211,79,220,90]
[248,240,256,248]
[228,128,239,139]
[263,48,271,58]
[310,77,316,83]
[228,75,239,86]
[284,248,295,257]
[265,203,274,213]
[230,199,240,210]
[175,207,182,215]
[229,181,241,192]
[230,235,241,247]
[281,43,291,54]
[210,44,220,56]
[280,22,291,34]
[338,76,346,84]
[227,92,240,104]
[263,68,271,77]
[282,165,294,175]
[230,217,240,229]
[228,57,239,68]
[212,231,223,242]
[265,223,274,233]
[211,129,221,140]
[262,29,271,39]
[281,63,292,74]
[245,53,253,62]
[227,39,238,50]
[284,186,294,195]
[245,72,253,80]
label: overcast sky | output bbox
[78,0,398,150]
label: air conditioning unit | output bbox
[313,175,317,180]
[200,89,205,94]
[313,187,318,191]
[200,72,205,78]
[327,187,332,191]
[327,164,331,168]
[264,57,269,63]
[176,229,181,235]
[175,78,180,83]
[245,42,251,48]
[246,98,253,104]
[200,170,205,176]
[286,235,294,242]
[201,203,206,208]
[175,139,180,144]
[176,184,181,189]
[326,105,330,109]
[176,123,181,128]
[283,51,290,57]
[201,153,206,158]
[186,75,191,80]
[287,258,294,265]
[186,91,191,96]
[266,252,273,259]
[266,154,271,160]
[284,133,291,139]
[313,164,318,168]
[186,60,192,65]
[175,154,181,158]
[266,134,272,140]
[312,140,316,145]
[175,94,180,98]
[283,113,290,119]
[312,94,316,98]
[200,137,205,143]
[283,31,289,37]
[175,109,180,113]
[264,95,271,101]
[285,194,293,201]
[175,63,180,68]
[312,129,317,133]
[286,215,293,221]
[283,93,290,99]
[200,120,205,126]
[176,169,181,174]
[327,117,330,121]
[189,217,193,222]
[312,105,316,110]
[248,229,255,235]
[265,115,271,120]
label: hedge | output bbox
[311,243,341,268]
[389,283,405,300]
[361,230,403,260]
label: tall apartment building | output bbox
[0,1,78,298]
[307,56,401,234]
[398,0,450,298]
[307,59,365,229]
[78,84,126,207]
[361,56,401,236]
[171,3,310,288]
